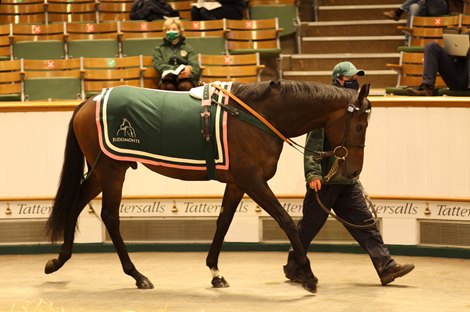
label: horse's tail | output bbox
[46,102,87,243]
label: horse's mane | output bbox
[231,80,356,105]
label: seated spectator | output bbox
[191,0,245,20]
[152,18,201,91]
[406,41,470,95]
[384,0,449,39]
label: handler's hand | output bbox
[309,179,322,192]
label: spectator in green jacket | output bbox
[152,18,201,91]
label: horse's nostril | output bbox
[352,171,360,178]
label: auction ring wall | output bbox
[0,98,469,255]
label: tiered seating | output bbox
[66,22,119,58]
[0,59,23,101]
[97,0,133,22]
[119,20,165,56]
[386,14,470,96]
[282,13,403,88]
[46,0,98,23]
[199,53,264,83]
[23,58,82,100]
[385,51,446,95]
[182,20,227,54]
[0,55,152,101]
[0,0,46,24]
[225,18,282,57]
[11,23,66,60]
[248,0,299,37]
[0,24,11,61]
[398,15,460,52]
[81,55,143,97]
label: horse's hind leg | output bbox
[245,180,317,293]
[45,175,102,274]
[206,183,244,288]
[100,162,153,289]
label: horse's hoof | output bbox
[302,280,317,293]
[44,259,58,274]
[211,276,230,288]
[136,278,154,289]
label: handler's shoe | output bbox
[380,263,415,286]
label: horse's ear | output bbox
[269,80,281,89]
[358,83,370,100]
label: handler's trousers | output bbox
[296,182,396,276]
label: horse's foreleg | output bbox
[245,181,317,293]
[100,167,153,289]
[207,183,244,288]
[45,176,101,274]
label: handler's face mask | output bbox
[343,79,359,90]
[166,31,179,41]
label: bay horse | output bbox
[45,80,371,293]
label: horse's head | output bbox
[324,84,371,180]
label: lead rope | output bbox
[315,180,379,229]
[212,84,334,157]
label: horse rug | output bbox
[95,85,230,171]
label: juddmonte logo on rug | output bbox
[113,118,140,144]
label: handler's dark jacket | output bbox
[152,36,201,86]
[304,128,357,185]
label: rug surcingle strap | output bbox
[201,83,217,180]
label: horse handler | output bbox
[283,61,415,286]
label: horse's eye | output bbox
[355,124,363,132]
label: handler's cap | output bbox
[332,61,365,82]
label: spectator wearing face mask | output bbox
[282,61,415,288]
[152,18,201,91]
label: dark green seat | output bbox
[397,45,425,53]
[23,59,83,101]
[11,23,67,60]
[121,38,161,57]
[68,39,119,58]
[66,22,119,58]
[185,37,226,55]
[250,4,299,37]
[436,88,470,96]
[24,78,82,101]
[13,41,66,60]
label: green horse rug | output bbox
[95,84,231,174]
